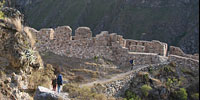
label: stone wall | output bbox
[29,26,198,67]
[168,54,199,69]
[74,27,92,40]
[169,46,199,60]
[101,55,199,97]
[30,26,169,66]
[101,62,169,97]
[126,40,168,56]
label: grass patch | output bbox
[28,64,55,89]
[141,84,152,97]
[71,69,99,78]
[191,93,199,100]
[124,90,141,100]
[175,88,188,100]
[63,83,109,100]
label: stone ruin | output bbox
[27,26,199,66]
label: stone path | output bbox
[80,61,169,87]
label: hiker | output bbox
[129,59,135,70]
[57,73,63,93]
[52,77,57,91]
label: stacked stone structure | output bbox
[169,46,199,60]
[28,26,198,66]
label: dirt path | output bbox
[80,62,169,87]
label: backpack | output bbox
[57,74,63,85]
[129,60,133,64]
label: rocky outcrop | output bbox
[34,86,70,100]
[0,8,44,99]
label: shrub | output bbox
[148,66,153,74]
[166,78,173,88]
[176,88,188,100]
[169,62,176,67]
[141,85,152,97]
[143,73,149,82]
[163,66,174,73]
[94,56,99,62]
[191,93,199,100]
[125,90,141,100]
[0,0,5,19]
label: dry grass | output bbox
[85,62,101,66]
[63,83,115,100]
[24,27,36,47]
[137,72,149,77]
[28,64,55,89]
[71,69,99,78]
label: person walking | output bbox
[57,73,63,93]
[52,77,57,91]
[129,59,135,70]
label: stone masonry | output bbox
[28,26,199,66]
[101,55,199,97]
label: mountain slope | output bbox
[10,0,199,54]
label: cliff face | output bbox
[10,0,199,54]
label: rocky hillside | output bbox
[0,7,60,100]
[8,0,199,54]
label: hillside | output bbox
[0,7,199,100]
[8,0,199,54]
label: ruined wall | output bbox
[169,46,199,60]
[126,40,168,56]
[168,55,199,69]
[29,26,169,66]
[28,25,198,67]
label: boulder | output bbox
[34,86,70,100]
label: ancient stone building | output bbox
[28,26,198,66]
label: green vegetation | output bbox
[175,88,188,100]
[161,65,176,74]
[166,78,173,88]
[141,84,152,97]
[148,66,153,74]
[20,48,37,67]
[124,90,141,100]
[94,56,99,62]
[143,73,149,82]
[0,0,4,19]
[191,93,199,100]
